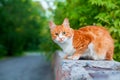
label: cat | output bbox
[49,18,114,60]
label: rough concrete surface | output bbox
[55,51,120,80]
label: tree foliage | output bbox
[0,0,47,57]
[53,0,120,61]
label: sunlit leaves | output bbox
[95,13,111,24]
[89,0,117,9]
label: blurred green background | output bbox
[0,0,120,61]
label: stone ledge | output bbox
[54,51,120,80]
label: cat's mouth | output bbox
[58,39,64,43]
[54,37,67,43]
[58,38,65,43]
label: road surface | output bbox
[0,55,54,80]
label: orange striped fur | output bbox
[49,18,114,60]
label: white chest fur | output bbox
[57,38,75,56]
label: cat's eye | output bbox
[55,33,58,35]
[62,32,66,35]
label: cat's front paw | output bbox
[67,56,79,60]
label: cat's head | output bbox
[49,18,73,43]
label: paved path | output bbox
[0,55,54,80]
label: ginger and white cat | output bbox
[49,18,114,60]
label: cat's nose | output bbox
[59,38,64,42]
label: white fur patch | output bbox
[81,43,105,60]
[58,32,63,38]
[56,37,75,56]
[81,43,97,60]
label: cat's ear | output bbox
[62,18,70,28]
[49,21,56,30]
